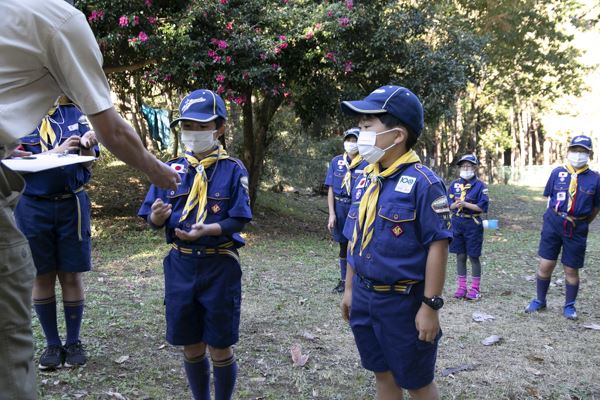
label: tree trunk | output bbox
[241,89,283,210]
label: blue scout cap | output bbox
[340,85,425,137]
[456,154,478,165]
[170,89,227,128]
[568,135,592,151]
[344,127,360,139]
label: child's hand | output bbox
[52,136,81,154]
[80,131,98,151]
[341,289,352,322]
[174,223,211,241]
[150,198,172,226]
[415,304,440,343]
[327,214,336,233]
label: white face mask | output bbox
[344,141,358,155]
[181,130,217,154]
[357,128,399,164]
[567,151,589,168]
[460,170,475,180]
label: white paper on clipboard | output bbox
[1,154,97,173]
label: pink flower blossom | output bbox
[148,16,157,25]
[144,0,152,7]
[220,0,228,4]
[242,72,250,80]
[274,47,281,55]
[325,52,336,62]
[226,56,232,64]
[138,32,149,42]
[279,35,287,41]
[208,50,217,58]
[314,23,322,30]
[305,31,314,40]
[216,85,225,94]
[271,88,279,96]
[128,37,138,44]
[345,0,353,10]
[282,0,289,3]
[260,53,267,61]
[88,10,105,23]
[344,60,353,73]
[271,63,280,70]
[133,16,140,26]
[164,74,172,81]
[217,40,228,49]
[119,15,129,27]
[226,21,234,31]
[327,10,333,17]
[213,55,222,63]
[283,91,290,98]
[210,38,219,45]
[216,74,226,82]
[339,17,350,27]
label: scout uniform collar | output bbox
[341,153,364,195]
[180,144,229,224]
[350,150,420,255]
[564,163,589,215]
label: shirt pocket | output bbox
[206,188,231,219]
[374,204,418,256]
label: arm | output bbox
[588,207,600,224]
[87,108,179,190]
[174,217,250,241]
[341,261,354,322]
[415,239,448,342]
[460,202,483,213]
[327,186,336,233]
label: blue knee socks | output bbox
[63,299,84,345]
[213,355,238,400]
[184,353,211,400]
[34,296,61,347]
[536,276,551,303]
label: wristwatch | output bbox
[422,295,444,310]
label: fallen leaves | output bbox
[114,355,130,364]
[472,311,495,322]
[583,323,600,331]
[481,335,502,346]
[290,344,309,367]
[441,363,478,377]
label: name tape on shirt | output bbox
[431,195,450,214]
[395,175,416,194]
[68,123,79,131]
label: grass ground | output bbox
[35,160,600,399]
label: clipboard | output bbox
[1,153,97,173]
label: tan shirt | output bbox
[0,0,113,144]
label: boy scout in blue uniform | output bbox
[448,154,489,300]
[325,128,368,293]
[525,135,600,320]
[339,85,452,400]
[14,98,98,370]
[138,89,252,400]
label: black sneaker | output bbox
[39,345,64,370]
[332,280,345,293]
[63,341,87,367]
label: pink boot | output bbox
[454,275,467,298]
[466,276,481,300]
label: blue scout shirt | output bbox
[447,177,489,215]
[138,154,252,249]
[19,104,97,196]
[346,163,452,283]
[544,166,600,217]
[324,154,368,198]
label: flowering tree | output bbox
[80,0,481,204]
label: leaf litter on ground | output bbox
[290,343,309,367]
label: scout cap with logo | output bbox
[344,127,360,139]
[456,154,478,165]
[170,89,227,128]
[568,135,592,151]
[340,85,424,137]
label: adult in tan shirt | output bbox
[0,1,179,398]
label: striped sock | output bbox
[34,296,61,347]
[184,353,211,400]
[213,355,238,400]
[63,299,84,345]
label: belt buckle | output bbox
[360,275,373,290]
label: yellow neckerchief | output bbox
[565,162,589,214]
[179,145,229,224]
[38,106,59,152]
[341,153,364,195]
[350,150,421,255]
[458,180,473,211]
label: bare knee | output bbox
[374,371,403,400]
[208,346,233,362]
[58,272,82,288]
[183,343,207,360]
[33,272,57,298]
[563,266,579,284]
[407,382,439,400]
[538,258,556,278]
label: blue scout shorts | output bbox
[349,276,441,390]
[333,199,351,243]
[449,216,483,257]
[163,249,242,348]
[538,210,588,269]
[15,191,92,275]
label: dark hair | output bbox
[215,117,225,130]
[374,114,418,150]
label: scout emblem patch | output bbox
[557,192,566,201]
[431,195,450,214]
[211,203,221,214]
[395,175,416,194]
[392,225,403,237]
[356,176,367,189]
[171,163,186,173]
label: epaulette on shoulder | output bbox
[225,157,248,171]
[413,163,442,185]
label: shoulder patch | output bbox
[431,195,450,214]
[395,175,416,193]
[482,188,489,195]
[240,175,249,191]
[170,163,186,173]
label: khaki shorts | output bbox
[0,160,36,400]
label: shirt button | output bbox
[170,191,175,195]
[185,223,191,228]
[366,253,372,260]
[393,214,399,219]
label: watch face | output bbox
[432,297,444,309]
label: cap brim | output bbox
[568,143,592,150]
[169,113,219,128]
[456,159,477,165]
[340,100,387,116]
